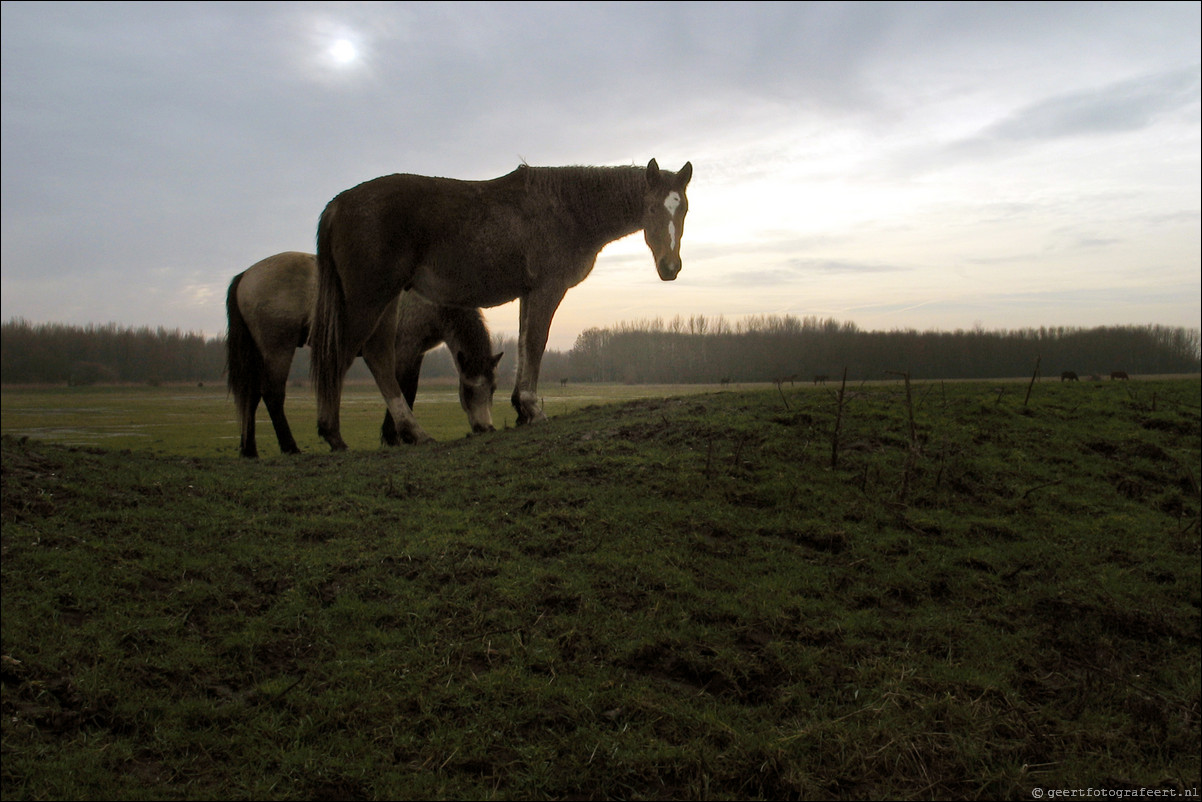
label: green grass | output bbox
[2,377,1199,799]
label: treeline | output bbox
[1,319,225,385]
[0,317,498,386]
[2,316,1198,387]
[562,316,1201,384]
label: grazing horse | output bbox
[226,252,501,458]
[1110,370,1130,381]
[310,159,693,449]
[1060,371,1079,382]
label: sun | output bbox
[328,38,358,66]
[302,18,369,82]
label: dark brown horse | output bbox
[226,252,501,458]
[310,159,692,449]
[1110,370,1130,381]
[1061,371,1079,382]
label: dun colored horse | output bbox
[310,159,693,449]
[226,252,501,458]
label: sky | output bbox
[2,1,1199,352]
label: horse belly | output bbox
[408,258,526,309]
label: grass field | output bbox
[0,379,740,457]
[2,376,1199,799]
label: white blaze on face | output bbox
[663,191,682,250]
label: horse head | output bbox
[642,159,693,281]
[457,350,504,434]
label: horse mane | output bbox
[519,164,645,232]
[519,163,644,194]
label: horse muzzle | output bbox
[657,257,682,281]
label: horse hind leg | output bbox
[362,316,434,445]
[258,350,301,454]
[263,391,300,454]
[313,290,410,451]
[313,328,365,452]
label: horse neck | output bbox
[527,166,645,250]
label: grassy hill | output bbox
[2,378,1199,799]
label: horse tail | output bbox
[310,202,346,416]
[225,271,262,426]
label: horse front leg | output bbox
[512,287,566,425]
[362,315,434,445]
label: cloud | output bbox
[712,258,908,288]
[984,67,1200,142]
[907,66,1202,174]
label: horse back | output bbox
[322,165,624,309]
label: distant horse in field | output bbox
[1060,371,1079,382]
[309,158,693,449]
[226,252,501,458]
[1110,370,1130,381]
[813,374,829,385]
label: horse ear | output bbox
[491,352,504,368]
[678,161,692,187]
[646,158,661,186]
